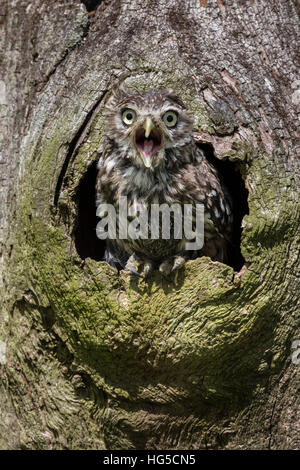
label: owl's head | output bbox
[104,86,194,169]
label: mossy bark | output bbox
[0,0,299,449]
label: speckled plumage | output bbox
[96,87,233,273]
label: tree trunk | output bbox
[0,0,299,450]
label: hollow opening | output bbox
[74,160,105,262]
[197,143,249,271]
[74,148,249,271]
[81,0,103,12]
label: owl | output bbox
[96,86,233,278]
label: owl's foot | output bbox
[159,255,187,280]
[124,254,153,279]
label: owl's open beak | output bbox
[135,118,162,168]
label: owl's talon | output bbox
[125,253,143,278]
[144,267,150,278]
[128,268,144,279]
[143,260,154,279]
[171,255,186,272]
[159,255,187,280]
[144,265,151,279]
[125,254,154,280]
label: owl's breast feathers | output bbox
[96,139,233,264]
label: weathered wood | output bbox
[0,0,299,449]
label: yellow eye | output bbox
[162,111,178,127]
[122,109,136,125]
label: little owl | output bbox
[96,86,233,278]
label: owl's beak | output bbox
[135,118,162,168]
[143,117,155,138]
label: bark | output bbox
[0,0,299,450]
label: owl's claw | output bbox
[171,255,186,272]
[125,254,144,278]
[128,267,144,279]
[124,254,153,280]
[144,261,153,279]
[159,255,187,281]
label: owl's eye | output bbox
[122,109,136,125]
[162,111,178,127]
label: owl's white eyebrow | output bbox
[120,103,137,111]
[161,107,179,115]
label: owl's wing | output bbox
[178,149,233,262]
[195,148,233,233]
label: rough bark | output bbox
[0,0,299,450]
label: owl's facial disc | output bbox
[134,118,162,168]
